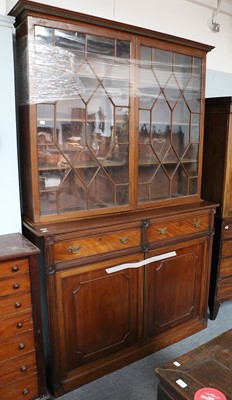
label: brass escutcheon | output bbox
[193,220,201,228]
[158,227,167,235]
[68,244,81,254]
[119,237,129,244]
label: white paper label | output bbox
[106,251,176,274]
[176,379,187,388]
[174,361,181,367]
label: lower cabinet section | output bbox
[23,202,215,397]
[209,217,232,319]
[45,235,213,396]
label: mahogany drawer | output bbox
[0,373,38,400]
[0,292,32,317]
[148,214,210,243]
[54,228,141,262]
[221,240,232,258]
[0,273,30,297]
[0,310,33,340]
[222,223,232,239]
[217,276,232,299]
[219,257,232,277]
[0,330,35,362]
[0,351,37,389]
[0,259,29,278]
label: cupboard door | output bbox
[138,44,202,204]
[54,254,143,376]
[144,239,208,339]
[34,26,132,217]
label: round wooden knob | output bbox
[12,265,19,272]
[22,388,29,395]
[21,365,27,372]
[15,302,21,308]
[17,322,23,328]
[19,343,25,350]
[13,283,20,289]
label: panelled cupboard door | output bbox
[53,254,143,379]
[144,238,209,340]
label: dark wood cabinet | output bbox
[202,97,232,319]
[10,0,216,397]
[0,233,48,400]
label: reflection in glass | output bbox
[138,44,202,203]
[36,30,131,216]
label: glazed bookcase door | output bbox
[137,41,203,206]
[35,25,132,217]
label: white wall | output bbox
[0,14,21,234]
[6,0,232,74]
[1,0,232,234]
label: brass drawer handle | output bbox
[119,237,129,244]
[13,283,20,289]
[193,220,201,228]
[19,343,25,350]
[12,265,19,272]
[158,227,167,235]
[68,244,81,254]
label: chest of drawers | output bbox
[0,233,48,400]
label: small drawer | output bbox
[54,228,141,262]
[0,373,38,400]
[217,276,232,300]
[0,259,29,278]
[0,351,37,389]
[0,330,35,363]
[221,240,232,258]
[0,273,30,297]
[219,257,232,277]
[222,223,232,239]
[0,292,32,317]
[148,214,210,243]
[0,310,33,340]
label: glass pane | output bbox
[172,165,188,197]
[191,114,200,142]
[103,63,130,106]
[139,44,202,204]
[116,185,129,205]
[35,26,53,44]
[87,35,114,78]
[55,29,85,57]
[174,53,192,90]
[115,108,129,142]
[150,167,170,200]
[88,169,115,209]
[153,49,173,87]
[58,170,86,212]
[40,191,57,215]
[116,40,130,59]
